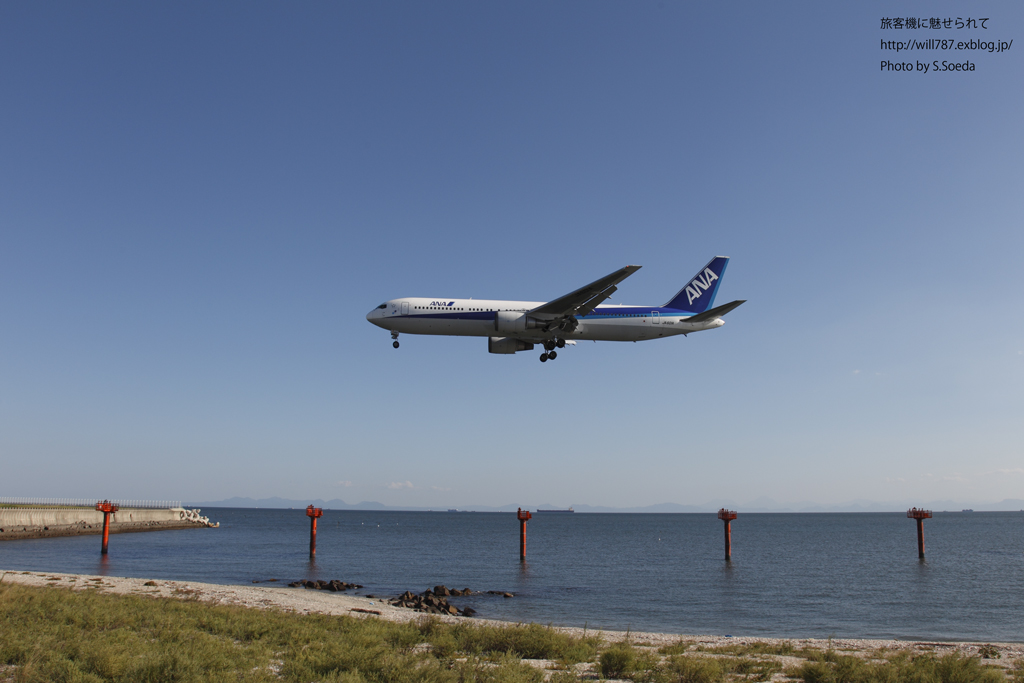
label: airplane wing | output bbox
[528,265,641,319]
[683,299,746,323]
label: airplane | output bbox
[366,256,745,362]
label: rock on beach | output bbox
[391,586,476,616]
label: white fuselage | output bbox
[366,297,724,343]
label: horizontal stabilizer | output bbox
[684,299,746,323]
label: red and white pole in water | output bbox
[517,508,532,560]
[306,505,323,557]
[718,509,738,561]
[95,500,119,554]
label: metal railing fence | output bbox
[0,497,182,509]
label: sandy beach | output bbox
[3,569,1021,668]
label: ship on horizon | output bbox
[534,507,574,514]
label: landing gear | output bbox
[539,353,548,362]
[391,332,399,349]
[548,350,557,360]
[393,340,400,349]
[543,338,566,352]
[539,350,557,362]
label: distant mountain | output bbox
[188,497,1024,513]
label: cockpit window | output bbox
[377,303,387,309]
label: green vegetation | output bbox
[659,641,693,656]
[611,643,1010,683]
[600,643,639,679]
[0,583,595,682]
[662,654,728,683]
[661,640,796,658]
[789,651,1005,683]
[596,642,661,682]
[415,618,598,664]
[694,642,796,657]
[0,582,1016,683]
[720,655,783,681]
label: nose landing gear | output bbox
[391,332,400,349]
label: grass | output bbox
[415,619,598,665]
[663,655,729,683]
[607,650,1008,683]
[596,642,663,681]
[0,582,1016,683]
[659,641,694,656]
[599,643,640,678]
[630,642,1010,683]
[0,583,593,682]
[788,651,1006,683]
[660,641,797,658]
[698,642,797,657]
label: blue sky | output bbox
[2,2,1022,509]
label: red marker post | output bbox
[95,500,119,554]
[718,508,737,561]
[907,508,932,558]
[306,505,323,557]
[517,508,532,560]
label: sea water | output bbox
[2,510,1022,641]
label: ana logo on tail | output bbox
[685,268,719,305]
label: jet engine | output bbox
[494,311,548,334]
[488,337,535,354]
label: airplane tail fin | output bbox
[663,256,730,313]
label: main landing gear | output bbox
[539,338,566,362]
[391,332,399,349]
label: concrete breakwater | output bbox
[0,507,218,541]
